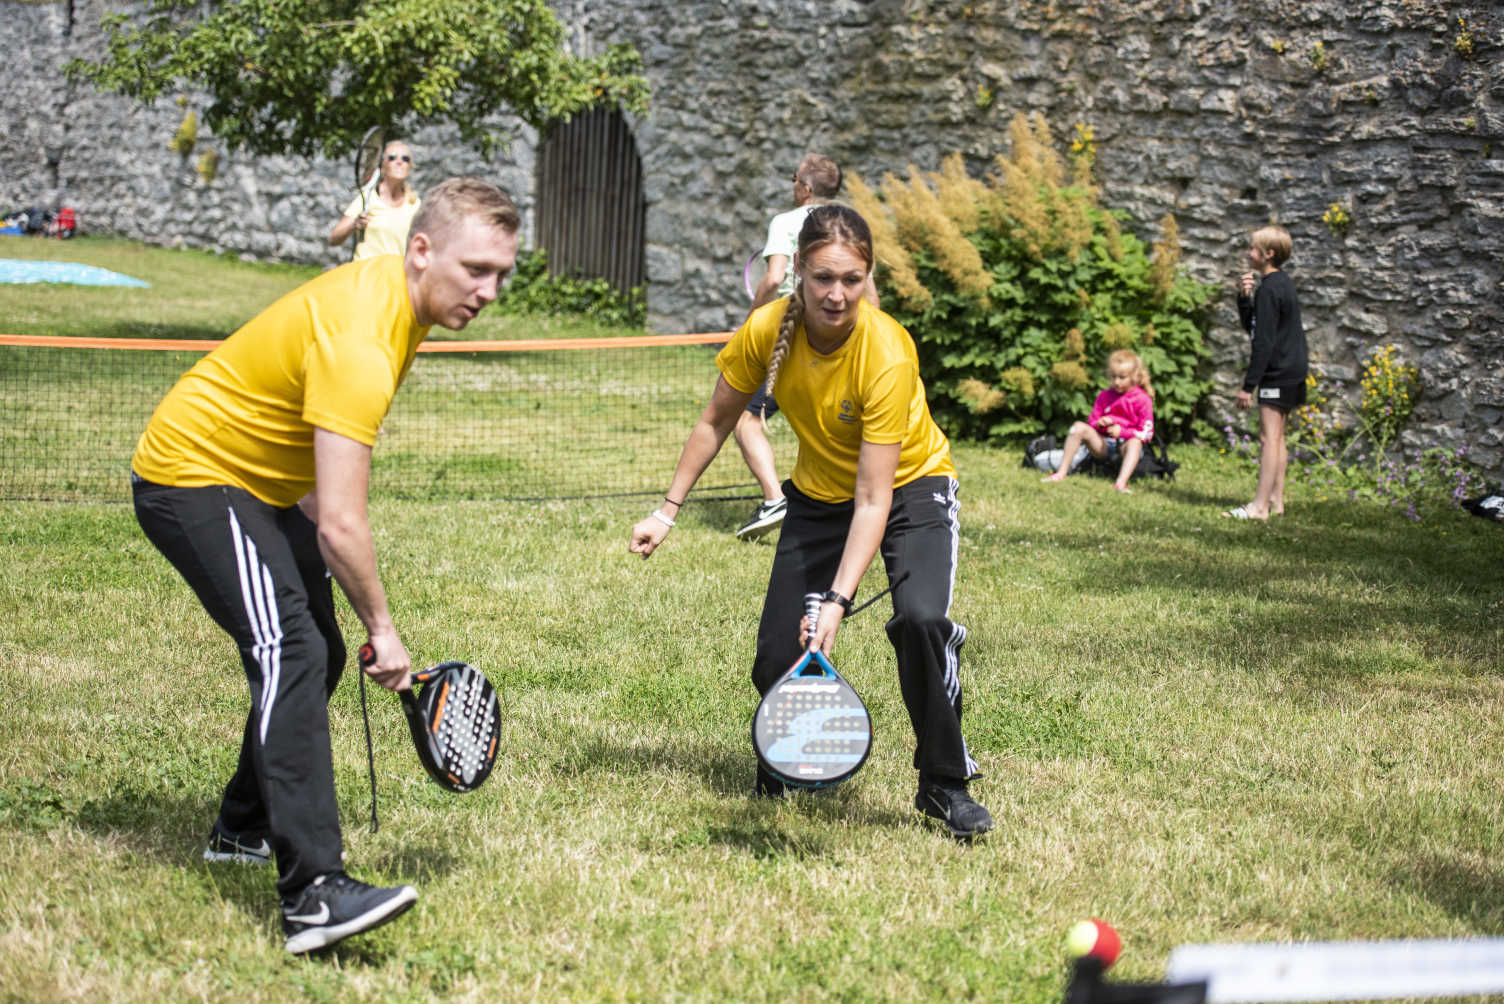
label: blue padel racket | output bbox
[358,645,500,793]
[752,593,873,789]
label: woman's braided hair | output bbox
[760,204,875,424]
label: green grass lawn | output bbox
[1,239,1502,1001]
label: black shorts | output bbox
[1255,382,1306,411]
[746,385,779,418]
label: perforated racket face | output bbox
[355,125,385,191]
[405,661,500,792]
[753,651,871,789]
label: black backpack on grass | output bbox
[1462,492,1503,523]
[1022,434,1178,481]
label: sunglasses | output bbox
[386,154,411,163]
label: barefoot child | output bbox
[1041,349,1155,493]
[1225,224,1308,519]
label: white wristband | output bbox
[650,509,675,528]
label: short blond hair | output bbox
[408,177,520,250]
[1251,224,1293,266]
[797,154,842,199]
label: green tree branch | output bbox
[67,0,650,159]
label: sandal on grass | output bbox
[1220,505,1267,520]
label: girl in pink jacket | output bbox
[1042,349,1155,493]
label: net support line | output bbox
[0,332,734,352]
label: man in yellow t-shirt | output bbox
[132,177,519,955]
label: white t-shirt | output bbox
[761,205,815,297]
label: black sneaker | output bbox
[754,763,787,798]
[282,872,418,955]
[735,498,787,540]
[203,820,272,866]
[915,778,993,839]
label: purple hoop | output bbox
[743,250,762,301]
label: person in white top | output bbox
[735,153,877,540]
[328,140,421,260]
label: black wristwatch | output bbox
[821,589,853,614]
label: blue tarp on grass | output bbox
[0,259,150,287]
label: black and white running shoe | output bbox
[203,821,272,866]
[915,778,993,839]
[282,872,418,955]
[735,498,787,540]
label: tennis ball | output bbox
[1066,918,1121,967]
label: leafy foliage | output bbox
[67,0,650,159]
[848,114,1214,442]
[167,110,197,154]
[1224,351,1484,520]
[493,248,646,329]
[1323,202,1352,237]
[1357,345,1420,450]
[1226,423,1486,523]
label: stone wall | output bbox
[0,1,538,264]
[3,0,1501,472]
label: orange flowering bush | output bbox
[850,114,1213,441]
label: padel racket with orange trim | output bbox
[358,645,500,793]
[751,593,872,789]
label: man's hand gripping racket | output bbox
[358,644,501,794]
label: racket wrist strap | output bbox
[358,669,379,834]
[650,509,676,528]
[821,589,853,614]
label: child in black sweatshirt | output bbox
[1226,224,1308,519]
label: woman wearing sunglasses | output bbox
[329,141,421,260]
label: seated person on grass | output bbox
[1041,349,1155,493]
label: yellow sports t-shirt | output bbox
[716,298,956,503]
[132,256,430,507]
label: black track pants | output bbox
[751,475,980,781]
[133,478,345,896]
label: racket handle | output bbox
[803,593,823,640]
[359,643,426,689]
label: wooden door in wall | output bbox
[534,106,646,295]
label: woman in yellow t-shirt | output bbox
[629,205,990,838]
[328,140,421,260]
